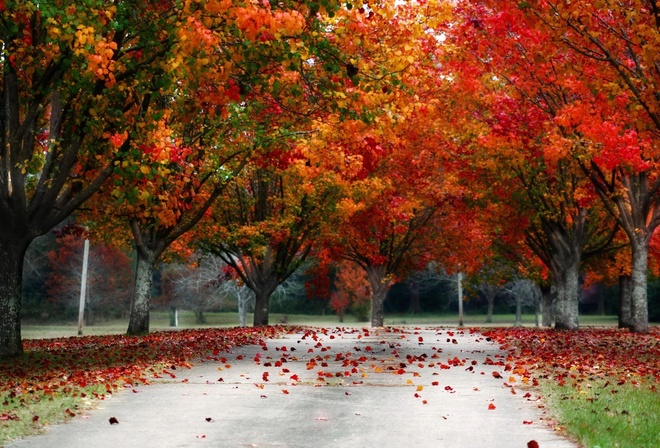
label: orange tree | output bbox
[196,136,346,326]
[0,0,197,357]
[86,0,355,335]
[306,0,490,327]
[456,1,660,333]
[450,1,627,329]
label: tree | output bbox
[0,1,190,357]
[199,148,342,325]
[160,254,230,325]
[502,279,542,327]
[457,0,660,334]
[330,260,371,322]
[450,1,621,329]
[46,224,132,324]
[90,0,350,335]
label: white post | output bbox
[77,239,90,336]
[457,271,464,327]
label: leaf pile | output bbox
[1,326,284,407]
[481,327,660,391]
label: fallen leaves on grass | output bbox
[1,327,285,406]
[482,327,660,391]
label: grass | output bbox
[1,385,107,442]
[21,311,622,339]
[541,380,660,448]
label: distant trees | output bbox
[46,225,133,324]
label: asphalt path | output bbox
[7,327,577,448]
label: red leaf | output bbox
[527,441,539,448]
[492,371,502,379]
[488,403,496,410]
[523,420,533,425]
[109,417,119,425]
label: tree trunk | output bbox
[169,306,178,327]
[253,289,271,326]
[514,296,522,327]
[618,274,632,329]
[553,260,580,330]
[457,272,464,327]
[629,241,649,333]
[127,248,156,335]
[486,295,494,323]
[195,310,206,324]
[238,291,249,327]
[0,239,28,358]
[366,265,388,327]
[370,284,388,327]
[85,307,95,326]
[534,299,542,328]
[541,285,554,327]
[407,282,421,314]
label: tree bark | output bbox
[553,259,580,330]
[486,295,494,323]
[457,272,464,327]
[169,306,178,327]
[618,274,632,329]
[253,289,271,326]
[541,285,554,327]
[514,296,522,327]
[366,265,388,327]
[0,238,29,358]
[127,248,156,335]
[629,241,649,333]
[238,290,250,327]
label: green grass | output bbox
[541,380,660,448]
[1,385,107,442]
[21,311,622,339]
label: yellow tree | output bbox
[87,0,353,335]
[0,0,191,357]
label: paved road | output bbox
[7,327,576,448]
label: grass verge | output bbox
[1,384,107,442]
[482,327,660,448]
[541,380,660,448]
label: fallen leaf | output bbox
[109,417,119,425]
[488,403,496,410]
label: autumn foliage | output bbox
[329,261,371,321]
[0,327,285,422]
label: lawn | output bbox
[20,311,621,339]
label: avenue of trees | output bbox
[1,0,659,357]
